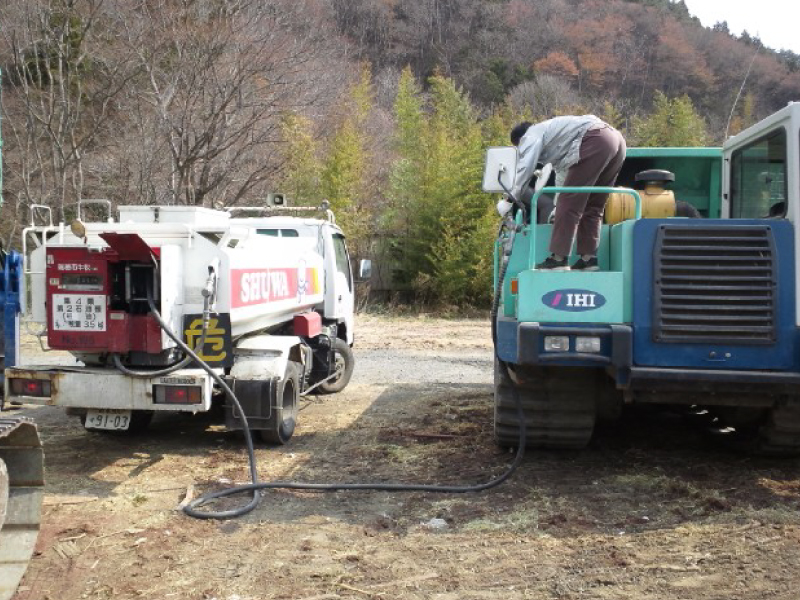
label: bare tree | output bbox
[0,0,137,240]
[118,0,337,207]
[508,74,588,118]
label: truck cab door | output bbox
[722,102,800,330]
[323,231,355,345]
[721,103,800,221]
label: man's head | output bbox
[510,122,532,146]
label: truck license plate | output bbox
[85,409,131,430]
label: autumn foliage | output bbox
[1,0,799,305]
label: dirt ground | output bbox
[7,314,800,600]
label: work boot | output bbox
[535,255,569,271]
[571,256,599,271]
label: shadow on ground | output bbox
[8,378,800,537]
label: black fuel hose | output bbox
[491,220,514,348]
[146,292,261,519]
[143,220,525,519]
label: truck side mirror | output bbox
[482,147,518,193]
[358,259,372,281]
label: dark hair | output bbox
[510,122,532,146]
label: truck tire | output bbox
[318,338,354,394]
[494,360,596,450]
[259,361,299,445]
[754,399,800,457]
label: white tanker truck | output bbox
[2,202,365,444]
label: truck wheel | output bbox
[259,361,299,445]
[494,360,596,450]
[318,338,354,394]
[754,399,800,457]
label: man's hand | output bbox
[496,197,513,217]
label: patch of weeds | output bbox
[611,473,688,493]
[384,444,422,464]
[462,503,541,533]
[601,472,738,521]
[700,489,732,513]
[430,498,465,512]
[719,506,800,526]
[130,492,149,506]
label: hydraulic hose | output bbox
[491,218,517,348]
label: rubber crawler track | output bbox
[494,361,596,450]
[756,401,800,457]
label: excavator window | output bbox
[730,128,787,219]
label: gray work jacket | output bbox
[511,115,603,199]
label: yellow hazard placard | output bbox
[182,313,233,367]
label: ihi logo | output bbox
[542,289,606,312]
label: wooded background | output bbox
[2,0,799,305]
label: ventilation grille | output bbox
[653,225,777,345]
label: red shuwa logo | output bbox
[231,267,317,308]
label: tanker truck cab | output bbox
[232,215,356,347]
[486,102,800,455]
[3,204,359,444]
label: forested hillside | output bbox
[333,0,800,129]
[2,0,799,304]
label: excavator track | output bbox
[0,417,44,600]
[494,361,596,450]
[755,400,800,457]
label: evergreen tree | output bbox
[320,66,374,243]
[601,101,626,132]
[728,93,756,137]
[482,102,517,146]
[387,68,428,290]
[388,70,497,305]
[279,113,320,206]
[424,74,495,305]
[633,91,708,146]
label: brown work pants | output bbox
[549,126,626,257]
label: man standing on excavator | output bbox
[510,115,626,271]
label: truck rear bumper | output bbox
[3,365,213,413]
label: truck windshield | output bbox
[730,128,787,218]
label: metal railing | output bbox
[526,186,643,269]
